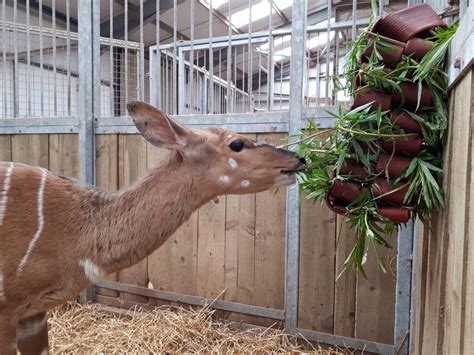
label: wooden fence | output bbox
[413,68,474,354]
[0,131,399,344]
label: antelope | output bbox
[0,101,305,354]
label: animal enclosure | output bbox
[0,0,471,354]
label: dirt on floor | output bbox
[47,302,346,353]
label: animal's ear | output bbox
[127,101,193,151]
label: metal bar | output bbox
[285,0,307,331]
[247,0,253,113]
[109,0,114,115]
[394,219,415,355]
[67,0,71,116]
[156,0,161,108]
[352,0,357,41]
[124,0,129,109]
[325,0,331,105]
[94,280,285,320]
[379,0,384,16]
[178,48,186,114]
[1,0,6,117]
[0,118,79,134]
[78,0,98,183]
[139,0,145,101]
[293,327,395,354]
[268,0,274,112]
[208,0,214,114]
[226,0,232,114]
[52,0,57,116]
[173,0,177,114]
[189,0,195,113]
[39,0,44,116]
[26,0,31,116]
[13,0,18,117]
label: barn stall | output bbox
[0,0,471,353]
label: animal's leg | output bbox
[0,314,17,355]
[17,312,49,355]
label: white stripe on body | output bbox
[79,259,105,283]
[17,168,48,274]
[0,273,5,301]
[0,162,14,225]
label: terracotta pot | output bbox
[377,206,410,223]
[363,40,405,68]
[338,160,369,179]
[373,4,447,43]
[404,38,434,62]
[328,180,363,203]
[371,178,408,205]
[352,87,392,112]
[375,153,413,178]
[325,193,351,216]
[391,83,433,110]
[381,135,423,156]
[390,111,422,134]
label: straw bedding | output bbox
[48,302,344,353]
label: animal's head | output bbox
[128,101,305,195]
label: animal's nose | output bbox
[298,156,306,165]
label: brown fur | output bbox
[0,102,304,354]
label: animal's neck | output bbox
[92,152,215,272]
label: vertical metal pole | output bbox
[109,0,114,115]
[1,0,6,117]
[153,0,161,108]
[139,0,145,101]
[189,0,195,113]
[226,0,232,114]
[394,219,415,355]
[39,0,44,116]
[267,0,274,111]
[67,0,71,116]
[208,0,214,114]
[78,0,99,303]
[285,0,306,332]
[13,0,18,117]
[124,0,129,110]
[173,0,177,114]
[247,0,253,112]
[325,0,331,105]
[178,47,186,114]
[26,0,31,116]
[52,0,57,116]
[352,0,357,41]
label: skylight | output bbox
[230,1,272,28]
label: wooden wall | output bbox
[0,132,398,344]
[413,69,473,354]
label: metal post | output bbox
[394,219,415,354]
[285,0,307,331]
[78,0,100,302]
[178,47,186,114]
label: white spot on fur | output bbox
[40,349,49,355]
[17,169,48,274]
[148,281,154,289]
[17,315,47,339]
[80,259,105,283]
[227,134,232,139]
[0,162,14,225]
[0,273,5,301]
[241,180,250,188]
[228,158,238,169]
[219,175,230,184]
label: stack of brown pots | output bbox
[325,4,447,224]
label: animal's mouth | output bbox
[280,166,305,174]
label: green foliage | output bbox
[294,19,457,275]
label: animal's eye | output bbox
[229,140,245,152]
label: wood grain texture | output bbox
[298,195,336,332]
[48,135,79,178]
[117,134,149,303]
[95,135,119,297]
[224,134,257,323]
[147,143,199,297]
[443,70,472,355]
[0,136,12,161]
[197,197,226,298]
[254,133,286,312]
[355,232,397,344]
[333,216,357,337]
[11,135,48,168]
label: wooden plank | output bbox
[95,135,120,298]
[197,196,226,299]
[355,232,397,344]
[11,135,49,168]
[223,134,257,324]
[333,216,357,337]
[254,133,287,314]
[0,136,12,161]
[117,134,149,303]
[146,143,199,298]
[443,70,472,355]
[298,195,336,332]
[463,71,474,355]
[48,134,79,178]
